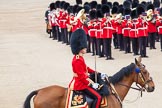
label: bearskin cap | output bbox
[89,10,97,20]
[101,4,110,14]
[96,4,102,10]
[107,2,112,9]
[160,8,162,16]
[132,0,139,9]
[70,29,87,55]
[124,8,131,15]
[141,1,147,6]
[123,1,131,9]
[111,6,118,14]
[77,6,83,13]
[137,6,145,16]
[84,5,90,13]
[147,4,154,11]
[131,9,137,19]
[90,1,98,9]
[60,1,66,9]
[84,2,89,6]
[55,1,60,8]
[153,0,160,8]
[76,0,82,5]
[67,6,73,14]
[113,2,119,7]
[73,5,78,14]
[49,3,56,11]
[101,0,107,4]
[64,3,70,10]
[97,9,103,18]
[118,6,124,15]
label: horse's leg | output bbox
[34,85,67,108]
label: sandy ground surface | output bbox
[0,0,162,108]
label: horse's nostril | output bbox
[147,86,155,92]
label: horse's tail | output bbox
[23,90,38,108]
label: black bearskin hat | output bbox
[101,0,107,4]
[84,2,89,6]
[118,6,124,15]
[55,1,60,8]
[160,8,162,16]
[90,1,98,9]
[124,8,131,15]
[96,4,102,10]
[67,6,73,14]
[123,1,131,9]
[76,0,82,5]
[89,10,96,20]
[84,5,90,14]
[113,2,119,7]
[153,0,160,8]
[101,4,110,14]
[64,3,70,10]
[70,29,87,55]
[77,6,83,13]
[107,2,112,9]
[132,0,139,9]
[60,1,66,9]
[73,5,78,14]
[49,3,55,11]
[147,4,154,11]
[111,6,118,14]
[137,6,145,16]
[97,9,103,18]
[131,9,137,19]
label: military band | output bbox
[45,0,162,61]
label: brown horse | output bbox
[23,57,155,108]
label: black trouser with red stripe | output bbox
[90,37,98,55]
[83,87,101,108]
[103,38,112,58]
[118,34,124,51]
[123,36,131,53]
[131,38,139,55]
[97,38,104,57]
[113,33,119,49]
[139,37,147,56]
[149,32,156,49]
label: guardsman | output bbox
[111,6,119,49]
[102,4,114,60]
[146,4,157,49]
[45,6,51,36]
[130,9,139,56]
[156,7,162,51]
[69,29,101,108]
[122,8,131,54]
[95,9,104,58]
[88,10,97,56]
[136,6,148,58]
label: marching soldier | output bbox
[45,6,51,36]
[136,6,148,58]
[102,4,114,60]
[122,8,132,54]
[130,9,139,56]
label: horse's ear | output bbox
[135,58,138,65]
[138,56,142,63]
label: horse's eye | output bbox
[143,71,147,75]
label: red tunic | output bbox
[147,20,157,33]
[88,20,97,37]
[122,20,131,37]
[69,55,95,90]
[156,19,162,34]
[136,18,148,37]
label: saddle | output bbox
[65,73,110,108]
[65,89,108,108]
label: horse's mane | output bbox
[109,63,136,84]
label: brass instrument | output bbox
[146,9,155,23]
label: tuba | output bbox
[146,9,153,21]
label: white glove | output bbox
[101,73,108,80]
[92,83,100,90]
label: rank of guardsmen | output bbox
[45,0,162,60]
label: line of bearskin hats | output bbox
[131,9,138,19]
[70,29,87,55]
[137,5,145,16]
[49,2,56,11]
[89,10,97,20]
[76,0,82,5]
[101,4,110,14]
